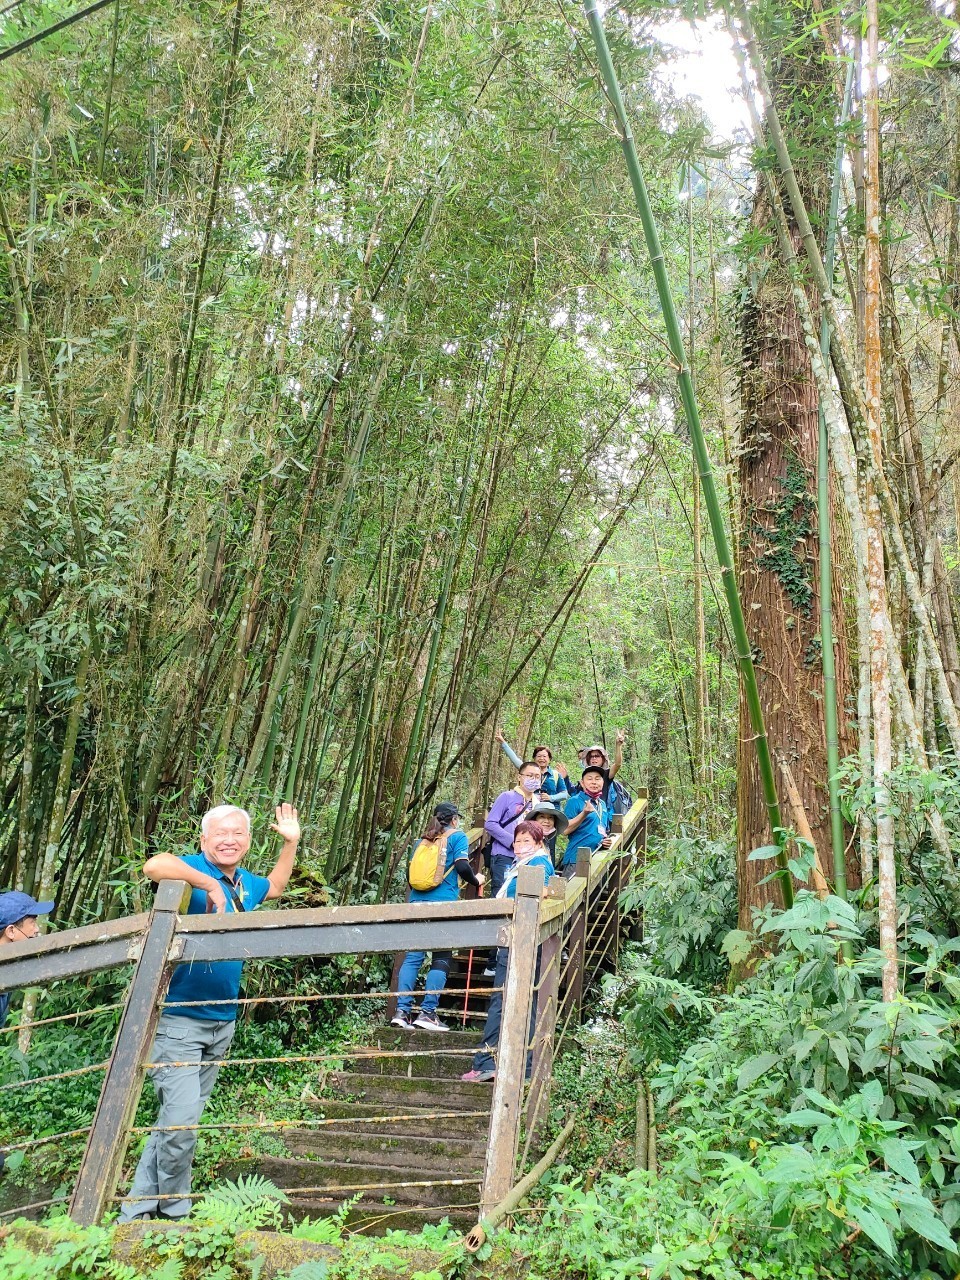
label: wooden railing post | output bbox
[69,879,186,1226]
[524,925,560,1142]
[480,864,543,1214]
[566,851,591,1021]
[386,951,404,1022]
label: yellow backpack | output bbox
[408,833,450,891]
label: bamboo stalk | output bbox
[15,668,37,892]
[18,647,91,1053]
[818,60,855,898]
[863,0,898,1002]
[96,0,121,179]
[778,759,829,900]
[650,510,695,787]
[464,1117,576,1252]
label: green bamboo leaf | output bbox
[747,844,781,862]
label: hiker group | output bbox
[391,730,631,1083]
[0,732,629,1220]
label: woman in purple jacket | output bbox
[484,760,544,897]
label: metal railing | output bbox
[0,795,647,1226]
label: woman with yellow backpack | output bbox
[391,802,484,1032]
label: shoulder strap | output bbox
[435,831,451,882]
[223,878,247,913]
[502,798,533,829]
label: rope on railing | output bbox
[162,986,499,1009]
[0,1198,62,1219]
[117,1177,482,1205]
[0,1002,124,1034]
[2,1126,92,1152]
[0,1061,109,1092]
[531,949,560,994]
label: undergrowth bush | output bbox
[520,880,960,1280]
[621,829,737,988]
[0,1181,464,1279]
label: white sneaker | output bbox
[482,967,496,978]
[391,1011,414,1029]
[413,1011,449,1032]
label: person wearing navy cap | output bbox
[0,891,54,1177]
[0,891,55,1030]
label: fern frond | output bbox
[193,1174,290,1229]
[289,1214,344,1244]
[285,1262,331,1280]
[197,1174,290,1210]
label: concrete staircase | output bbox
[245,1026,491,1234]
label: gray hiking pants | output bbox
[118,1013,236,1220]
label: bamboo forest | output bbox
[2,0,960,1275]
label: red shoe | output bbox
[461,1068,495,1082]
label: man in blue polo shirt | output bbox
[562,765,611,875]
[119,802,300,1222]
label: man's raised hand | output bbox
[271,803,301,845]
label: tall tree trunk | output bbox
[735,22,853,927]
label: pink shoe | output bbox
[461,1068,495,1082]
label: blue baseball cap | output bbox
[0,892,54,931]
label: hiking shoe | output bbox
[461,1068,495,1083]
[413,1011,449,1032]
[391,1010,414,1029]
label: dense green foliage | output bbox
[2,0,960,1276]
[0,0,732,914]
[515,812,960,1279]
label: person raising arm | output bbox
[119,803,300,1224]
[494,732,570,802]
[142,804,300,909]
[562,767,611,876]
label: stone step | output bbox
[363,1026,479,1052]
[241,1156,481,1208]
[280,1127,486,1170]
[286,1197,476,1235]
[304,1098,490,1141]
[347,1045,475,1081]
[328,1071,494,1112]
